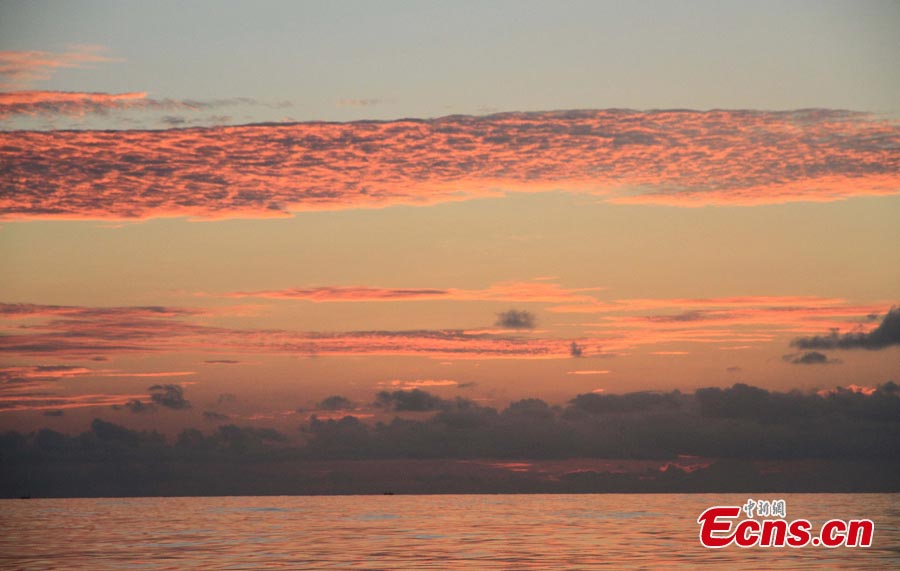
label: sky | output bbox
[1,0,899,438]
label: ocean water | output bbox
[1,494,897,570]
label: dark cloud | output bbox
[783,351,841,365]
[160,114,233,127]
[148,384,191,410]
[495,309,536,330]
[112,399,154,414]
[726,366,742,373]
[791,307,900,351]
[203,114,232,125]
[3,383,899,496]
[693,382,899,423]
[217,393,238,405]
[647,310,729,323]
[457,382,478,389]
[203,410,230,422]
[317,395,353,410]
[503,398,555,420]
[569,342,584,357]
[375,389,450,412]
[42,409,64,417]
[567,391,681,415]
[89,418,160,448]
[216,425,288,449]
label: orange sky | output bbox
[1,4,899,437]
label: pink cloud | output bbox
[2,109,897,220]
[0,302,598,360]
[0,392,149,413]
[816,385,878,397]
[376,379,459,389]
[0,91,147,117]
[0,90,259,119]
[3,298,890,360]
[0,45,118,88]
[222,280,604,303]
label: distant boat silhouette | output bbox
[382,491,395,495]
[19,495,31,499]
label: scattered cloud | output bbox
[2,109,897,220]
[791,307,900,351]
[160,114,187,126]
[317,395,353,411]
[203,410,231,422]
[2,300,892,365]
[336,98,382,107]
[0,90,257,119]
[114,399,154,414]
[566,370,610,375]
[227,286,449,301]
[148,384,191,410]
[0,302,597,360]
[222,281,604,304]
[0,364,193,413]
[495,309,536,330]
[817,384,880,397]
[0,365,92,382]
[1,90,145,117]
[0,393,147,413]
[377,379,459,390]
[0,45,118,88]
[0,302,202,318]
[552,297,891,354]
[0,363,194,384]
[157,114,234,127]
[547,295,874,317]
[217,393,238,405]
[374,389,457,412]
[783,351,841,365]
[102,371,196,378]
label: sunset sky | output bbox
[1,0,898,437]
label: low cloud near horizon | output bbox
[5,383,898,465]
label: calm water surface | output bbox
[1,494,897,569]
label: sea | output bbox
[1,494,897,569]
